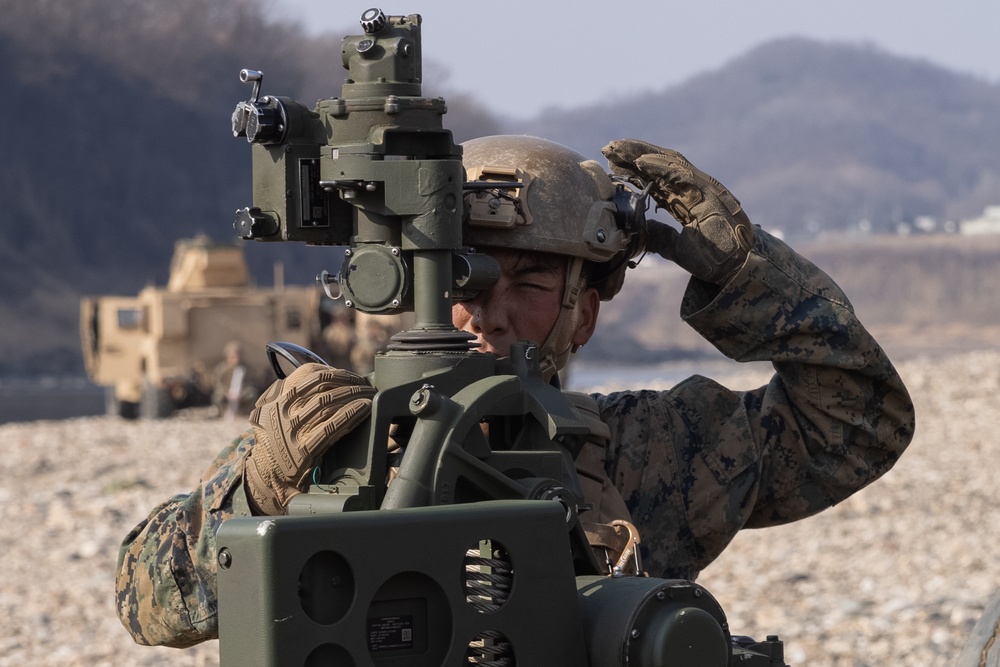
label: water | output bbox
[0,376,106,424]
[567,362,704,392]
[0,358,775,424]
[566,358,773,393]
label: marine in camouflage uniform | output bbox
[115,138,914,647]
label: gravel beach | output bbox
[1,349,997,666]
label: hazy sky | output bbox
[265,1,1000,119]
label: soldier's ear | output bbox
[571,287,600,349]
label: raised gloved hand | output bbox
[244,362,376,515]
[602,139,756,285]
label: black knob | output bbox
[244,100,282,144]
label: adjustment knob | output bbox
[244,99,282,144]
[231,101,251,138]
[360,7,387,34]
[234,207,278,239]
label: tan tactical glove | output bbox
[244,363,376,515]
[602,139,756,285]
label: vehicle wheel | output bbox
[956,587,1000,667]
[140,384,175,419]
[106,388,139,420]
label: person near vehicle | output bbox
[115,136,915,647]
[210,340,258,420]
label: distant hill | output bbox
[1,2,998,374]
[509,38,1000,238]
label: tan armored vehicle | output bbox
[81,236,322,418]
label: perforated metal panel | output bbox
[217,500,587,667]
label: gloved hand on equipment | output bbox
[602,139,756,285]
[243,362,376,515]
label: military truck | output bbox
[80,235,322,419]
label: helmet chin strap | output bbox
[538,257,586,382]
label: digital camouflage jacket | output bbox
[115,232,915,647]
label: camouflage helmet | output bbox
[461,135,642,301]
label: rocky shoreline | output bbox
[1,349,997,666]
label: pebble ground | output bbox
[1,350,997,666]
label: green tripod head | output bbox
[229,7,599,554]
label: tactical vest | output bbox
[564,391,643,576]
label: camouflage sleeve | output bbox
[115,429,255,647]
[596,230,915,581]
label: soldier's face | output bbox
[451,250,598,357]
